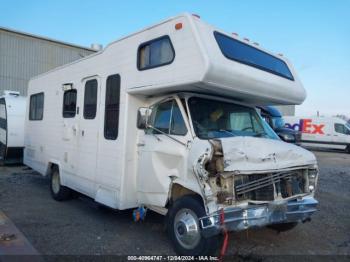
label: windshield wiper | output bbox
[219,129,236,137]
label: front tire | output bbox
[167,195,220,255]
[50,167,72,201]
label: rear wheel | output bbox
[346,145,350,154]
[167,195,220,255]
[268,222,298,232]
[50,167,72,201]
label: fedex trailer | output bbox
[0,91,26,164]
[285,116,350,153]
[24,14,319,255]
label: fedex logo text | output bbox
[285,119,325,134]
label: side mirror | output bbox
[137,107,151,129]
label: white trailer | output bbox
[0,91,26,164]
[24,13,318,255]
[285,116,350,153]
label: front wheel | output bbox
[50,167,72,201]
[167,196,220,255]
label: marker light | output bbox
[278,53,284,56]
[253,42,259,46]
[175,23,183,30]
[192,14,200,19]
[232,32,239,37]
[243,38,250,42]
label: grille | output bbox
[234,171,305,201]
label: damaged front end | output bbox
[193,138,319,237]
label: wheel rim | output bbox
[51,171,60,194]
[174,208,201,249]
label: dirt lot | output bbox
[0,150,349,259]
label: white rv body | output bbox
[0,91,26,163]
[24,14,318,254]
[284,116,350,153]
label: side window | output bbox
[138,36,175,70]
[104,74,120,140]
[335,123,346,134]
[170,102,187,135]
[29,93,44,120]
[62,89,77,118]
[84,79,98,119]
[151,100,173,134]
[148,100,187,136]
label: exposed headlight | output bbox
[307,169,318,192]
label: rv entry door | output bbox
[76,78,101,195]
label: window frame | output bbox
[104,74,121,140]
[29,92,44,121]
[137,35,175,71]
[147,98,188,136]
[213,31,294,81]
[62,89,77,118]
[83,79,98,120]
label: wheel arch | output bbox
[45,160,61,177]
[166,182,205,209]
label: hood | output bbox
[220,136,316,173]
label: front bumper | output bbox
[200,196,318,238]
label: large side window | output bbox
[148,100,187,136]
[214,31,294,80]
[84,79,98,119]
[104,74,120,140]
[138,36,175,70]
[62,89,77,118]
[29,93,44,120]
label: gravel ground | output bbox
[0,150,349,259]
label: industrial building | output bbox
[0,26,97,96]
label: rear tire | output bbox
[50,167,72,201]
[268,222,298,232]
[167,195,220,255]
[346,145,350,154]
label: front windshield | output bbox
[271,116,285,129]
[346,122,350,130]
[188,97,279,140]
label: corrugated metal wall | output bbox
[0,29,95,95]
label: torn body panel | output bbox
[189,136,318,234]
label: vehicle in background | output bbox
[285,116,350,153]
[259,106,301,144]
[0,91,26,164]
[24,13,319,255]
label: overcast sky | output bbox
[1,0,349,117]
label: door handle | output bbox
[81,130,85,136]
[137,143,145,147]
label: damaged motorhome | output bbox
[24,13,318,255]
